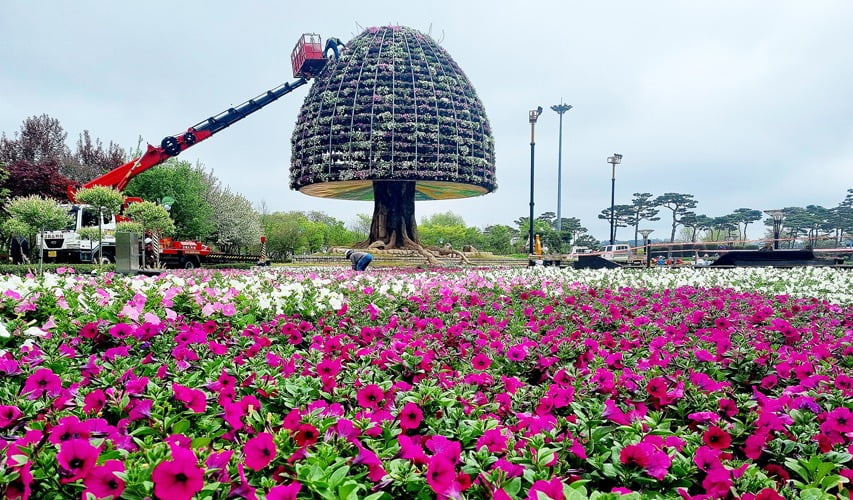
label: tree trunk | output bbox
[368,181,419,248]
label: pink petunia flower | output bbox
[0,405,23,429]
[398,402,423,431]
[471,353,491,370]
[620,443,651,469]
[244,432,277,471]
[693,446,722,472]
[356,384,385,410]
[743,432,768,460]
[49,416,91,445]
[21,368,62,399]
[267,482,302,500]
[57,438,99,484]
[83,459,125,498]
[702,466,731,497]
[527,477,565,500]
[152,447,204,500]
[83,390,106,414]
[171,383,207,413]
[353,444,387,481]
[425,454,456,495]
[476,428,508,453]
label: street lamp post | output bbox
[606,154,623,245]
[764,209,785,249]
[528,106,543,255]
[639,229,654,267]
[551,102,572,234]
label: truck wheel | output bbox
[181,257,199,269]
[100,254,114,265]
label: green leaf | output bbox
[172,419,190,434]
[192,437,212,448]
[785,457,810,482]
[363,493,389,500]
[504,477,522,496]
[564,484,590,500]
[328,465,350,487]
[601,463,619,479]
[799,488,834,500]
[536,447,557,465]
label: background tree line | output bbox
[598,191,853,249]
[1,114,850,259]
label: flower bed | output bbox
[0,267,851,499]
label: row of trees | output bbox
[599,191,853,248]
[2,114,850,259]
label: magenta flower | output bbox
[205,449,234,483]
[591,368,615,393]
[127,398,153,421]
[152,448,204,500]
[645,449,672,480]
[476,428,508,453]
[398,402,423,431]
[356,384,385,409]
[493,458,524,478]
[83,390,106,414]
[316,358,342,378]
[21,368,62,399]
[693,446,722,472]
[49,416,91,445]
[506,344,527,362]
[108,323,133,339]
[172,383,207,413]
[245,432,277,470]
[398,434,428,465]
[57,438,99,483]
[820,406,853,444]
[702,466,731,497]
[619,443,651,468]
[425,435,461,462]
[743,432,768,460]
[267,482,302,500]
[83,459,125,498]
[471,353,491,370]
[0,405,23,429]
[353,444,387,481]
[755,489,785,500]
[425,454,456,495]
[4,462,33,500]
[527,477,565,500]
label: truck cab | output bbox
[601,244,644,265]
[38,204,117,264]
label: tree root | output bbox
[359,237,478,267]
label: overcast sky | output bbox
[2,1,852,242]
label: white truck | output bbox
[601,244,645,265]
[37,204,117,264]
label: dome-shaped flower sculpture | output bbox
[291,26,495,249]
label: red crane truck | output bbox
[38,34,340,268]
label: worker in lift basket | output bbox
[345,249,373,271]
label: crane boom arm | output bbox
[69,77,308,199]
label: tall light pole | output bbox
[639,228,654,267]
[528,106,543,254]
[551,102,572,234]
[764,209,785,249]
[606,154,623,245]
